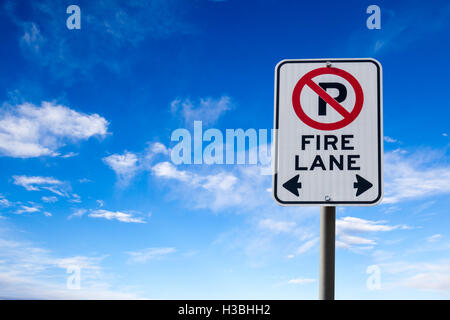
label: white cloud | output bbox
[148,142,169,156]
[383,150,450,204]
[152,161,191,181]
[287,278,316,285]
[104,142,169,186]
[406,273,450,292]
[382,261,450,293]
[12,175,70,199]
[0,102,108,158]
[88,209,146,224]
[0,195,11,207]
[151,161,248,211]
[126,247,176,264]
[152,158,283,212]
[337,216,403,233]
[43,186,68,197]
[42,196,58,203]
[13,175,62,191]
[106,141,273,212]
[103,152,138,176]
[16,205,40,214]
[0,236,141,299]
[170,96,233,125]
[69,193,81,203]
[427,234,442,243]
[383,136,397,143]
[203,173,238,192]
[103,151,139,186]
[336,216,408,250]
[60,152,78,158]
[68,209,87,219]
[68,207,145,223]
[336,234,376,248]
[295,238,319,256]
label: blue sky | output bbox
[0,0,450,299]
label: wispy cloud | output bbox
[406,272,450,292]
[13,175,62,191]
[20,22,45,54]
[68,208,87,220]
[0,102,108,158]
[427,234,442,243]
[287,277,316,285]
[381,260,450,294]
[336,216,408,250]
[0,195,12,207]
[0,236,141,299]
[126,247,176,264]
[170,95,233,126]
[41,196,58,203]
[16,204,40,214]
[294,238,319,256]
[5,0,196,80]
[383,150,450,204]
[11,175,77,201]
[69,194,81,203]
[88,209,146,224]
[384,136,397,143]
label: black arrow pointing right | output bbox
[354,174,373,196]
[283,175,302,197]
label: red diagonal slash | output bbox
[305,79,351,118]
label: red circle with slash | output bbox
[292,67,364,130]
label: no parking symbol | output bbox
[292,67,364,131]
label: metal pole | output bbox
[319,206,336,300]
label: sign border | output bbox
[272,58,383,206]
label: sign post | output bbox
[319,206,335,300]
[272,59,383,299]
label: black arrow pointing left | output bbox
[283,175,302,197]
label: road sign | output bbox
[273,59,383,206]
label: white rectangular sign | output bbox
[273,59,383,206]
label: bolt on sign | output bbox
[272,59,383,206]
